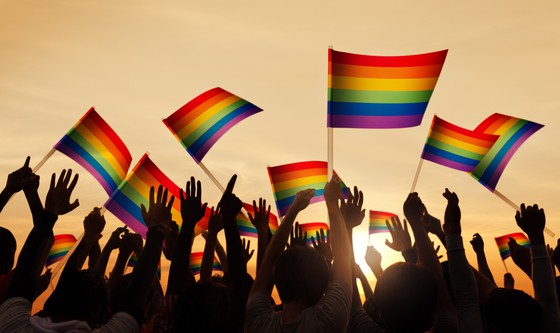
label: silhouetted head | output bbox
[0,226,16,274]
[44,269,109,328]
[484,288,541,333]
[274,246,330,306]
[374,262,438,333]
[174,281,240,333]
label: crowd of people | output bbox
[0,157,559,332]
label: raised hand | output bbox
[509,237,532,278]
[385,216,413,252]
[433,242,443,260]
[248,198,271,234]
[324,175,341,205]
[504,272,515,289]
[180,176,208,230]
[403,192,425,225]
[470,233,484,254]
[340,186,365,230]
[311,228,333,263]
[106,227,128,251]
[44,169,79,216]
[515,203,546,246]
[4,156,33,195]
[163,220,179,260]
[140,185,174,231]
[289,222,308,248]
[442,188,461,236]
[365,245,382,276]
[422,212,443,237]
[207,206,223,234]
[219,175,242,218]
[124,232,144,257]
[242,238,254,263]
[291,189,315,213]
[83,207,106,239]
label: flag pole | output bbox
[502,259,509,273]
[410,158,424,193]
[493,189,555,237]
[198,161,225,193]
[327,45,334,180]
[33,148,56,173]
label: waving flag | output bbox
[190,252,222,275]
[495,232,531,260]
[369,211,397,234]
[46,234,77,267]
[471,113,544,191]
[421,116,499,172]
[54,107,132,195]
[104,154,211,237]
[328,49,447,128]
[236,202,279,237]
[299,222,329,246]
[163,87,262,164]
[267,161,348,217]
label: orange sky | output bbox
[2,1,560,306]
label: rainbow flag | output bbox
[267,161,348,217]
[421,116,499,172]
[104,154,211,238]
[46,234,77,267]
[328,49,447,129]
[369,211,397,234]
[299,222,329,246]
[163,87,263,164]
[54,107,132,195]
[494,232,531,260]
[471,113,544,191]
[127,254,161,279]
[190,252,222,275]
[236,202,279,238]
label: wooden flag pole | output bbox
[32,148,56,173]
[493,189,555,237]
[327,128,334,180]
[502,259,509,273]
[198,161,225,193]
[410,158,424,193]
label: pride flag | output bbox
[421,116,499,172]
[190,252,222,275]
[471,113,544,191]
[104,154,211,237]
[495,232,531,260]
[299,222,329,246]
[46,234,77,267]
[267,161,348,217]
[236,202,279,238]
[369,211,397,234]
[54,107,132,195]
[328,48,447,129]
[163,87,263,164]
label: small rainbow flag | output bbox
[267,161,348,217]
[299,222,329,246]
[494,232,531,260]
[163,87,263,164]
[46,234,77,267]
[104,154,211,238]
[190,252,222,275]
[54,107,132,195]
[127,254,161,279]
[236,202,279,237]
[369,211,397,234]
[328,48,447,129]
[471,113,544,191]
[421,115,499,172]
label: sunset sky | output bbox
[2,0,560,303]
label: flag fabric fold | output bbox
[494,232,531,260]
[54,107,132,195]
[267,161,348,217]
[471,113,544,191]
[46,234,77,267]
[103,154,211,237]
[328,49,447,129]
[421,115,499,172]
[163,87,263,164]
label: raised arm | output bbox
[385,216,416,263]
[95,227,127,276]
[364,245,383,280]
[515,203,560,332]
[470,233,495,284]
[0,157,33,213]
[200,206,222,282]
[167,177,207,295]
[64,207,106,273]
[248,198,271,272]
[442,188,483,333]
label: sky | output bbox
[1,0,560,305]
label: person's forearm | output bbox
[328,201,352,286]
[475,251,495,284]
[532,244,560,332]
[223,214,248,290]
[214,237,228,272]
[64,235,97,273]
[200,229,218,282]
[256,228,268,272]
[109,250,130,286]
[95,245,115,276]
[356,264,374,300]
[24,188,43,221]
[167,225,195,295]
[0,188,14,213]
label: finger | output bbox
[156,185,163,204]
[68,199,80,212]
[162,188,168,205]
[68,174,79,193]
[167,195,175,210]
[357,190,364,209]
[385,219,393,233]
[225,174,237,195]
[311,236,317,248]
[63,169,73,187]
[186,179,192,199]
[253,199,258,213]
[149,186,155,207]
[385,239,395,250]
[23,156,30,169]
[403,218,408,233]
[57,169,67,188]
[49,173,56,191]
